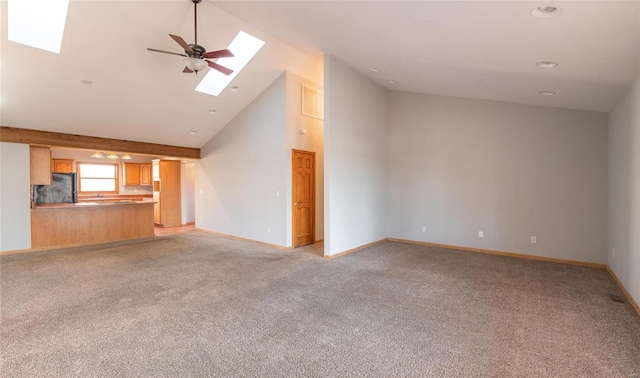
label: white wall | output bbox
[196,73,288,246]
[285,71,324,244]
[0,142,31,252]
[324,56,388,256]
[608,75,640,305]
[388,92,609,263]
[181,162,195,225]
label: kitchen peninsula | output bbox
[31,201,154,248]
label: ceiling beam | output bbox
[0,126,200,159]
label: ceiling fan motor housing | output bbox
[187,44,206,59]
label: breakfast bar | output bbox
[31,202,154,249]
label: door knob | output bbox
[294,202,299,206]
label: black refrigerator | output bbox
[33,173,78,204]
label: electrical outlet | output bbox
[276,190,280,197]
[421,226,426,233]
[199,189,203,194]
[478,231,483,238]
[531,236,537,244]
[267,227,271,234]
[613,248,615,258]
[227,220,230,226]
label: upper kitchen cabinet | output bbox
[30,146,51,185]
[52,159,74,173]
[123,163,152,186]
[140,164,152,186]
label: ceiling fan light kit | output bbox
[147,0,234,76]
[184,57,208,72]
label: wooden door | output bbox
[292,150,315,247]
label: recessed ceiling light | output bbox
[535,61,558,68]
[388,80,397,84]
[370,68,379,72]
[531,6,562,18]
[188,130,197,135]
[81,79,92,85]
[539,91,556,96]
[208,109,217,114]
[230,86,239,91]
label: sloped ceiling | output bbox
[1,0,318,148]
[2,1,638,151]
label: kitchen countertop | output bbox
[33,201,154,209]
[77,195,153,202]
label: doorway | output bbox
[292,149,315,248]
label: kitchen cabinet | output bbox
[30,146,52,185]
[31,202,154,248]
[123,163,152,186]
[154,160,181,227]
[140,164,152,185]
[52,159,74,173]
[123,163,140,186]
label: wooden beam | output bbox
[0,126,200,159]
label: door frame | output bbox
[292,149,315,247]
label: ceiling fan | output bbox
[147,0,234,76]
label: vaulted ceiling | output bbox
[2,1,638,149]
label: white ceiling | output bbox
[215,1,639,113]
[2,1,639,150]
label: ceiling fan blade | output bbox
[169,34,193,54]
[203,49,234,59]
[183,67,193,73]
[147,48,187,57]
[206,61,233,75]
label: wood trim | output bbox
[388,238,608,269]
[0,126,200,159]
[323,238,389,260]
[195,228,293,251]
[607,266,640,317]
[314,239,324,243]
[183,222,196,226]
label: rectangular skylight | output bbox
[8,0,69,53]
[195,31,265,96]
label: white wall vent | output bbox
[301,84,324,120]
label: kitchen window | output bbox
[77,163,119,194]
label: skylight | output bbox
[195,31,265,96]
[8,0,69,53]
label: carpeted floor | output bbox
[1,232,639,377]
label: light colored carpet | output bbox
[1,232,639,377]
